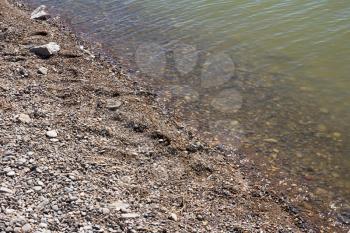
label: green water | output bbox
[29,0,350,220]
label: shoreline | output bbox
[0,1,347,232]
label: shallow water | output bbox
[28,0,350,214]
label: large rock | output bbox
[30,42,60,59]
[31,5,51,20]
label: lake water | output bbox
[28,0,350,220]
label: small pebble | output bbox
[38,67,48,75]
[121,213,140,219]
[169,213,178,221]
[46,130,58,138]
[16,114,31,124]
[22,223,32,233]
[7,171,16,177]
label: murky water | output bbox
[28,0,350,218]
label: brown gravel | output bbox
[0,1,347,232]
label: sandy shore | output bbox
[0,1,347,232]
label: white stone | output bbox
[170,213,178,221]
[121,213,140,219]
[31,5,50,20]
[38,67,48,75]
[7,171,16,177]
[30,42,60,58]
[16,114,31,124]
[46,130,58,138]
[33,186,43,191]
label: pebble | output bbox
[7,171,16,177]
[31,5,51,20]
[16,113,31,124]
[39,222,48,228]
[46,130,58,138]
[100,208,110,215]
[30,42,60,59]
[169,213,178,221]
[106,100,123,111]
[33,186,43,191]
[0,186,13,194]
[22,223,32,233]
[38,67,48,75]
[121,213,140,219]
[263,138,278,143]
[109,201,130,211]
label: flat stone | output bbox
[106,99,123,111]
[109,201,130,211]
[38,67,48,75]
[16,114,31,124]
[31,5,51,20]
[30,42,60,59]
[0,187,13,194]
[33,186,42,191]
[7,171,16,177]
[22,223,32,233]
[121,213,140,219]
[46,130,58,138]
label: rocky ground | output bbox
[0,1,348,232]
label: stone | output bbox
[39,222,48,228]
[121,213,140,219]
[38,67,48,75]
[31,5,51,20]
[33,186,43,191]
[108,201,130,211]
[7,171,15,177]
[46,130,58,138]
[263,138,278,143]
[16,114,31,124]
[100,208,110,215]
[21,223,32,233]
[30,42,60,59]
[0,187,13,194]
[106,100,123,111]
[169,213,178,221]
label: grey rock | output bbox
[31,5,51,20]
[100,208,110,215]
[22,223,32,233]
[6,171,16,177]
[108,201,130,211]
[106,100,123,111]
[16,114,31,123]
[30,42,60,59]
[0,187,13,194]
[39,222,48,228]
[33,186,43,191]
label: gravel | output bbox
[0,1,344,232]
